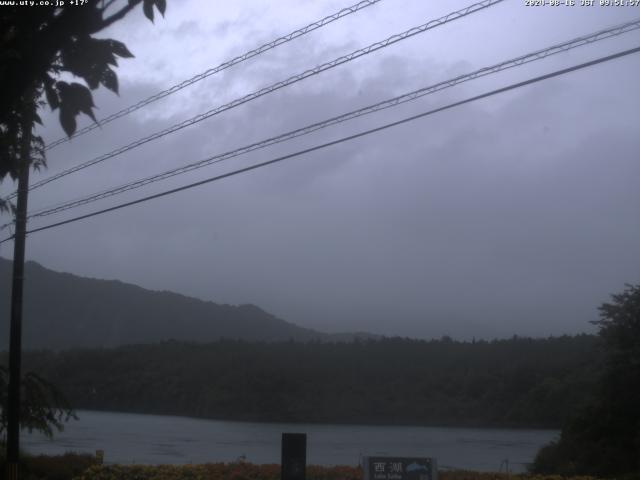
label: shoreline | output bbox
[70,408,563,432]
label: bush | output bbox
[0,452,608,480]
[0,450,97,480]
[72,464,603,480]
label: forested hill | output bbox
[0,257,342,349]
[15,335,602,429]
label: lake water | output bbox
[22,410,558,472]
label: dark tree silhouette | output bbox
[532,284,640,477]
[10,334,602,429]
[0,0,166,211]
[0,366,75,439]
[0,0,167,449]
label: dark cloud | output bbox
[2,1,639,340]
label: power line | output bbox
[6,0,504,201]
[2,44,637,245]
[19,17,640,222]
[44,0,384,151]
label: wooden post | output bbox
[5,96,34,480]
[281,433,306,480]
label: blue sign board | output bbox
[363,456,437,480]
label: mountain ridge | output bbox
[0,257,373,349]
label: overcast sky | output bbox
[1,0,639,339]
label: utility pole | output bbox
[6,96,34,480]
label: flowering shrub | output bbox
[440,473,598,480]
[73,463,282,480]
[72,463,601,480]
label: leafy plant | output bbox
[0,365,76,439]
[531,284,640,477]
[0,0,167,211]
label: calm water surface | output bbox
[23,410,558,472]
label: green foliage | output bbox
[8,335,601,429]
[0,365,76,439]
[0,0,166,204]
[532,284,640,477]
[56,81,98,138]
[143,0,167,23]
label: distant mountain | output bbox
[0,258,369,349]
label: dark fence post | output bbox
[281,433,306,480]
